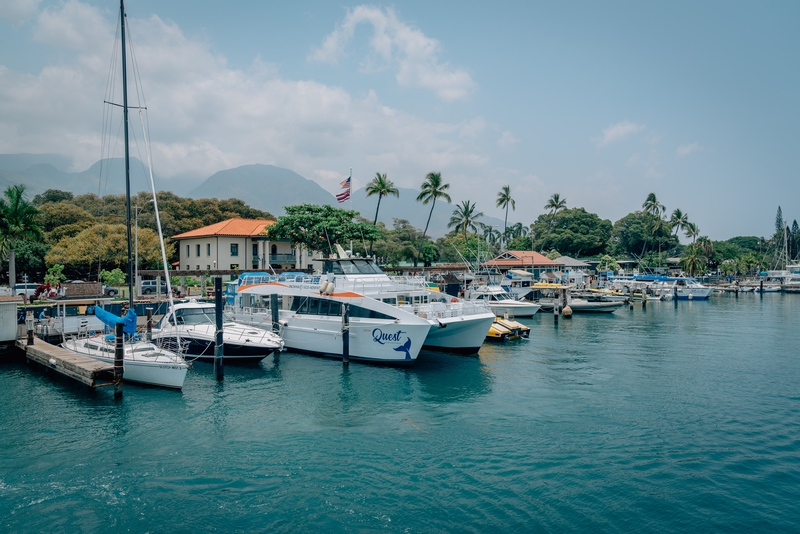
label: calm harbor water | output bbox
[1,293,799,532]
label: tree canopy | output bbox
[267,204,381,256]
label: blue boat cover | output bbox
[95,307,138,335]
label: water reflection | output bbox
[409,350,493,404]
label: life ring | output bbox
[450,297,459,303]
[610,285,616,291]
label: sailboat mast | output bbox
[120,0,134,309]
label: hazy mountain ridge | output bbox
[0,155,505,237]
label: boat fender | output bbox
[562,305,573,318]
[450,297,458,303]
[437,320,446,328]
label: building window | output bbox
[186,245,190,257]
[271,244,277,254]
[207,265,210,270]
[231,243,239,256]
[207,244,211,256]
[185,265,189,270]
[252,243,258,258]
[196,265,200,270]
[230,264,239,270]
[196,244,201,256]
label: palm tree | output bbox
[684,222,699,243]
[669,208,689,236]
[696,236,713,258]
[541,193,567,251]
[0,184,43,285]
[448,200,484,240]
[416,172,451,262]
[495,185,515,250]
[640,192,665,256]
[365,172,399,256]
[681,243,707,276]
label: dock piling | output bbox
[146,307,153,341]
[26,311,34,346]
[270,293,279,333]
[114,322,124,398]
[342,303,350,365]
[214,276,224,380]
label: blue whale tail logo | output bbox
[393,337,412,360]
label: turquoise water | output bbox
[1,293,799,532]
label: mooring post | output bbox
[342,303,350,365]
[114,321,124,398]
[270,293,280,333]
[214,277,224,380]
[26,311,34,345]
[759,280,763,295]
[146,307,153,341]
[642,294,647,309]
[553,302,559,324]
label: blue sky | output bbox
[1,0,798,240]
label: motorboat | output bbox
[651,277,714,300]
[230,248,495,355]
[463,285,541,318]
[62,308,187,389]
[152,299,284,363]
[236,282,432,365]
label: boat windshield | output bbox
[173,307,233,325]
[493,292,514,301]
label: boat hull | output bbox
[278,314,430,364]
[61,338,187,389]
[488,303,541,318]
[152,335,276,362]
[422,312,496,354]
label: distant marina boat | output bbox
[463,284,542,317]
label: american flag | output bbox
[337,171,351,203]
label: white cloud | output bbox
[309,5,475,102]
[676,143,700,157]
[458,117,486,138]
[0,1,488,193]
[497,131,518,148]
[0,0,41,26]
[593,120,645,148]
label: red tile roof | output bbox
[171,218,275,239]
[484,250,562,267]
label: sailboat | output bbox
[61,0,188,389]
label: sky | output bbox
[1,0,798,241]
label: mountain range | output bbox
[0,155,506,238]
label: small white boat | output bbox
[152,299,284,363]
[464,285,541,317]
[62,333,188,389]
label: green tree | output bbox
[32,189,74,206]
[530,207,612,257]
[681,243,708,276]
[0,184,44,284]
[365,172,399,256]
[268,204,380,256]
[775,206,784,237]
[597,255,620,273]
[669,208,689,236]
[100,268,126,286]
[609,211,677,257]
[541,193,567,250]
[416,172,451,261]
[44,264,67,286]
[447,200,484,239]
[495,185,515,249]
[684,221,699,243]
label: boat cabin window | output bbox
[174,307,231,325]
[382,297,397,305]
[289,296,392,320]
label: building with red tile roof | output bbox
[171,218,313,271]
[482,250,563,278]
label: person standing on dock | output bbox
[39,308,50,338]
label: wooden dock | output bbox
[16,338,116,388]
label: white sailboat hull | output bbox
[61,337,187,389]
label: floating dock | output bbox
[16,338,115,388]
